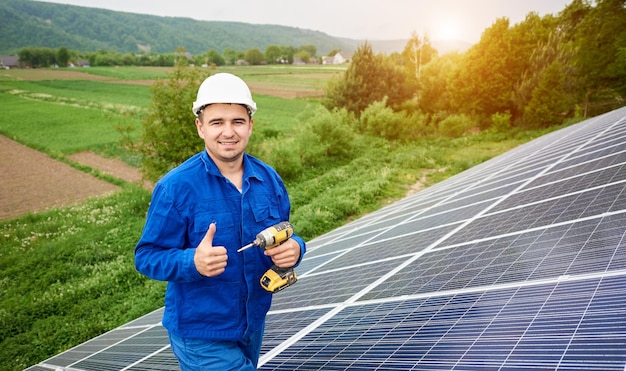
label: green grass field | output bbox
[0,65,554,370]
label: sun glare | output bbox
[435,18,461,41]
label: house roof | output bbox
[1,56,19,66]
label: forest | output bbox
[321,0,625,131]
[0,0,352,55]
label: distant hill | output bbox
[0,0,471,56]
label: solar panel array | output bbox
[28,106,626,370]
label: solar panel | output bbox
[27,106,626,370]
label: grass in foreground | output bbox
[0,186,165,370]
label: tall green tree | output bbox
[514,28,579,126]
[223,48,238,65]
[401,31,437,83]
[245,48,264,65]
[451,18,514,117]
[299,44,317,57]
[523,60,571,128]
[139,60,206,181]
[324,42,413,116]
[556,0,591,41]
[419,52,462,114]
[265,45,282,64]
[206,49,225,66]
[573,0,626,115]
[294,50,311,63]
[280,46,297,64]
[56,46,69,67]
[17,47,56,68]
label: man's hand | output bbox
[264,238,301,268]
[194,223,228,277]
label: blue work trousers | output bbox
[168,326,264,370]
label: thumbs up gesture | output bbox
[194,223,228,277]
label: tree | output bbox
[244,48,264,65]
[294,50,311,63]
[18,47,56,68]
[206,49,225,66]
[418,52,462,114]
[557,0,591,40]
[139,60,206,181]
[523,60,570,128]
[450,18,514,118]
[223,48,238,65]
[280,46,297,64]
[56,47,69,67]
[401,31,437,82]
[299,44,317,57]
[121,52,138,66]
[573,0,626,115]
[265,45,282,64]
[324,42,414,116]
[513,29,578,126]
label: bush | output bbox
[358,99,432,141]
[261,138,303,180]
[298,106,357,164]
[491,111,511,132]
[437,113,476,138]
[360,99,403,140]
[259,106,359,181]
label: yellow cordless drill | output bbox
[237,221,298,293]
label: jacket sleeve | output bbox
[291,234,306,267]
[134,184,203,283]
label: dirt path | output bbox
[67,151,153,190]
[0,136,151,221]
[0,136,118,220]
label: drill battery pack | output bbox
[260,265,298,293]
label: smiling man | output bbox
[134,73,306,370]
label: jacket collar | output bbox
[200,150,264,183]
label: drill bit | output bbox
[237,242,254,253]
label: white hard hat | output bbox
[192,73,257,117]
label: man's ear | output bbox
[195,117,204,138]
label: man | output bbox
[135,73,306,370]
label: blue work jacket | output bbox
[134,150,305,340]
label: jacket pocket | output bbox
[192,212,236,248]
[249,195,281,223]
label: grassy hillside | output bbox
[0,0,354,55]
[0,65,561,370]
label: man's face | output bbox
[195,103,253,167]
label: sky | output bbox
[36,0,572,43]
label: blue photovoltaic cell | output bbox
[270,256,408,311]
[262,307,334,353]
[360,213,626,301]
[316,225,456,272]
[37,326,152,368]
[27,108,626,370]
[72,326,170,370]
[259,276,626,371]
[445,183,626,244]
